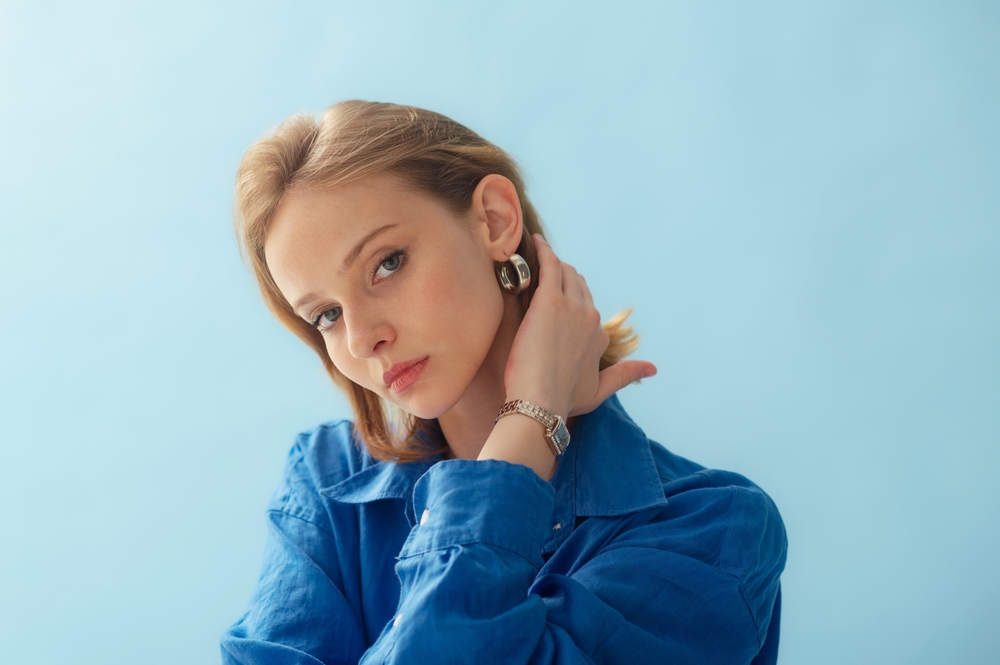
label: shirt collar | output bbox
[321,395,666,521]
[565,394,667,517]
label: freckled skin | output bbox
[263,174,511,425]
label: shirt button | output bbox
[420,509,430,525]
[393,614,403,627]
[552,523,562,531]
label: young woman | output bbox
[221,101,787,664]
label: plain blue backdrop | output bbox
[1,1,997,663]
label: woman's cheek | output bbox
[327,342,363,389]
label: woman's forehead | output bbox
[264,175,470,287]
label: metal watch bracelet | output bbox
[495,399,571,458]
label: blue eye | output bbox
[375,251,404,280]
[311,306,342,331]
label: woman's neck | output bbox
[438,297,522,460]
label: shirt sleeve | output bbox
[361,458,786,665]
[220,442,368,665]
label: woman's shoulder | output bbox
[574,396,786,585]
[643,438,787,593]
[647,440,774,503]
[618,439,786,647]
[267,419,374,518]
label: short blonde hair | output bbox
[235,100,638,462]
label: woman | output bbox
[221,100,787,664]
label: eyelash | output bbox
[373,248,407,283]
[309,249,408,332]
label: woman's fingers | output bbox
[535,234,591,302]
[561,261,584,300]
[578,273,593,306]
[569,360,658,417]
[532,234,562,293]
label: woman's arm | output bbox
[360,458,785,664]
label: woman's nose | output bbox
[345,310,393,359]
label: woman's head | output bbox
[235,101,635,461]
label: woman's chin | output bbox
[384,389,459,422]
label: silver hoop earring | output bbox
[496,253,531,295]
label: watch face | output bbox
[551,421,571,453]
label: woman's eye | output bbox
[311,306,342,331]
[374,251,403,280]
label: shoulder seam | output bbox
[718,484,777,652]
[738,579,764,651]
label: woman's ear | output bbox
[471,174,523,262]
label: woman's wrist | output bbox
[478,413,557,481]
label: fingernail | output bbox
[642,367,657,379]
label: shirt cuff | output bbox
[401,459,556,568]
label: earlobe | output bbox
[474,174,524,262]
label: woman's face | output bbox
[264,174,509,420]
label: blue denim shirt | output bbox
[221,396,787,664]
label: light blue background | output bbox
[1,1,997,663]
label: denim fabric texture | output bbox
[221,395,787,664]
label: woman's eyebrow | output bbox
[341,224,397,273]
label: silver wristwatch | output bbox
[495,399,571,458]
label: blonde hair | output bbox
[234,100,638,462]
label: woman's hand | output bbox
[504,234,656,420]
[478,234,656,479]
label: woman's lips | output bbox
[383,357,428,393]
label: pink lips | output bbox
[383,357,428,393]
